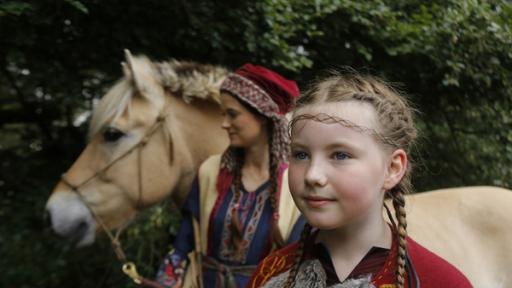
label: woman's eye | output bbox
[103,127,125,143]
[333,152,349,160]
[292,151,309,160]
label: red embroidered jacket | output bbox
[248,236,472,288]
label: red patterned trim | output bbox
[372,227,399,286]
[247,242,299,288]
[207,168,233,255]
[220,74,280,117]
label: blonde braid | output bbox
[391,189,408,288]
[284,223,312,288]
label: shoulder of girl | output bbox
[248,243,300,288]
[406,237,473,287]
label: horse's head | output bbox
[46,51,229,246]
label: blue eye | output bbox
[333,152,349,160]
[293,151,309,160]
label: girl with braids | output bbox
[155,64,305,288]
[248,72,471,288]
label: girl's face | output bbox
[289,100,401,230]
[220,92,267,148]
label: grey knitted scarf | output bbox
[261,259,375,288]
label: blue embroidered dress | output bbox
[157,178,305,288]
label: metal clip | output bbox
[122,262,143,284]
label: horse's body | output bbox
[46,52,511,287]
[391,186,512,287]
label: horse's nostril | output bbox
[71,221,88,241]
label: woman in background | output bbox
[156,64,305,288]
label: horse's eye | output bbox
[103,127,125,142]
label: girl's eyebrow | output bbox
[290,142,307,149]
[325,141,363,153]
[291,140,363,153]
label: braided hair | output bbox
[283,223,312,287]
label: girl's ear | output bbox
[383,149,408,190]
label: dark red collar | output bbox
[303,229,396,285]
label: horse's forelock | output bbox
[88,78,135,139]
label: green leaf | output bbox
[64,0,89,14]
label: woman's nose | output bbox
[221,117,230,129]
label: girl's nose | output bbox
[304,159,328,187]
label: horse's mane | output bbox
[88,58,228,138]
[156,60,228,104]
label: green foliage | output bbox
[0,1,32,16]
[1,0,511,286]
[297,0,512,189]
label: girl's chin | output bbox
[309,222,340,231]
[302,213,340,230]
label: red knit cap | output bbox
[221,64,300,115]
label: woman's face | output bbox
[288,101,397,230]
[220,92,267,148]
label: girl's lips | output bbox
[303,196,335,208]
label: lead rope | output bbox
[60,113,171,287]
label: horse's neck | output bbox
[170,96,227,159]
[165,95,228,205]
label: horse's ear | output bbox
[123,49,165,107]
[121,61,131,79]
